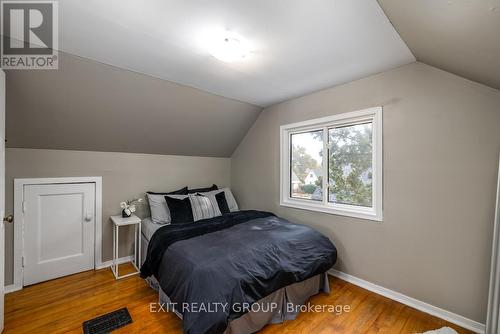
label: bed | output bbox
[140,210,337,334]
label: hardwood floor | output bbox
[5,264,474,333]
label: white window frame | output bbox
[280,107,383,221]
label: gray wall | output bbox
[231,62,500,323]
[378,0,500,92]
[5,148,231,285]
[6,51,262,157]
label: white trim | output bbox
[12,178,23,292]
[12,176,102,291]
[94,178,103,269]
[4,256,131,292]
[328,269,485,334]
[280,107,383,221]
[486,153,500,333]
[95,255,134,270]
[4,284,21,294]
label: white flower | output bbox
[137,198,143,203]
[120,202,128,209]
[129,205,136,213]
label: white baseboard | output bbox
[328,269,485,334]
[95,255,134,270]
[4,284,22,294]
[3,260,483,333]
[4,256,135,294]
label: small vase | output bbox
[122,209,131,218]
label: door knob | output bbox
[3,215,13,223]
[85,213,92,222]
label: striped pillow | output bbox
[189,194,222,222]
[202,188,239,212]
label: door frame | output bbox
[11,177,102,292]
[487,153,500,333]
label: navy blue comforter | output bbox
[141,210,337,334]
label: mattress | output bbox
[141,217,163,241]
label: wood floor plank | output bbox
[4,265,476,333]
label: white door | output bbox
[23,183,95,285]
[0,69,6,331]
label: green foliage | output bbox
[292,145,319,183]
[311,123,372,206]
[291,124,372,207]
[301,184,317,194]
[314,176,323,188]
[327,124,373,207]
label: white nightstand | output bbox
[110,214,142,279]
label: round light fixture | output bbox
[209,32,250,63]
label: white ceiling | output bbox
[59,0,415,107]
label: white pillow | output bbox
[189,194,221,222]
[201,187,239,212]
[147,193,187,224]
[222,188,239,212]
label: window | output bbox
[290,130,323,201]
[280,107,382,221]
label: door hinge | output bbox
[22,256,25,267]
[22,201,26,214]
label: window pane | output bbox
[290,130,323,201]
[328,123,373,207]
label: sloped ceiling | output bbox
[5,52,261,157]
[6,0,417,157]
[378,0,500,91]
[54,0,414,107]
[10,1,500,158]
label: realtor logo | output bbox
[1,0,58,69]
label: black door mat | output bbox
[83,307,132,334]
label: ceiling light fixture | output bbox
[209,32,250,63]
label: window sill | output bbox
[280,198,383,222]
